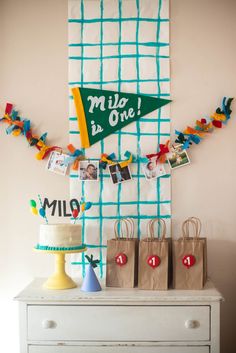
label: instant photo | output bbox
[109,163,132,185]
[79,161,99,181]
[46,151,68,176]
[142,159,167,180]
[167,144,190,170]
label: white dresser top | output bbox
[15,278,223,305]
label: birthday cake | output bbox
[35,224,85,251]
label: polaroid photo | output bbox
[46,151,68,176]
[167,144,190,170]
[79,160,99,181]
[109,163,132,185]
[142,159,167,180]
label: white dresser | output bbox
[15,278,223,353]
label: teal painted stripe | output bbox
[68,156,171,164]
[69,200,171,208]
[69,41,169,47]
[70,174,170,180]
[68,156,170,163]
[117,0,122,226]
[69,116,171,123]
[85,244,107,248]
[67,157,170,163]
[70,173,171,179]
[98,0,104,278]
[68,17,169,23]
[79,0,86,278]
[156,0,163,234]
[69,93,170,99]
[69,54,169,60]
[80,1,84,89]
[139,118,170,122]
[68,78,170,85]
[135,0,141,239]
[80,214,171,220]
[69,130,170,137]
[72,261,106,266]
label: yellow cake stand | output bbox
[34,247,87,290]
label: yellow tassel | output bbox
[211,113,226,121]
[12,129,21,136]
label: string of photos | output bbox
[0,97,233,185]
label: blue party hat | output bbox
[81,255,102,292]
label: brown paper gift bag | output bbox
[138,218,170,290]
[106,218,139,288]
[173,217,207,290]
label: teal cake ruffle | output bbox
[35,244,86,251]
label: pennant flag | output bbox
[72,87,171,148]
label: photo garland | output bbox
[0,97,234,183]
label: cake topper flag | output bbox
[72,87,171,148]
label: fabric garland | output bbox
[100,151,133,169]
[174,97,234,150]
[0,97,234,172]
[0,104,61,160]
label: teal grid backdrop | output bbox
[68,0,171,278]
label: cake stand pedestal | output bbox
[34,248,87,290]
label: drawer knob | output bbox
[42,320,56,329]
[185,320,199,329]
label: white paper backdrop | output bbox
[68,0,171,278]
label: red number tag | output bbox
[182,254,196,269]
[115,253,127,266]
[147,255,161,269]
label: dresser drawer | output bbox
[28,305,210,342]
[29,345,210,353]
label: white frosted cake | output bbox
[36,224,85,250]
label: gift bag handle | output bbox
[125,218,134,238]
[114,219,129,239]
[114,218,134,239]
[147,218,166,241]
[188,216,202,237]
[182,217,201,239]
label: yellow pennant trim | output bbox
[71,87,90,148]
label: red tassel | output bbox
[5,103,13,115]
[212,120,222,128]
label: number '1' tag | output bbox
[182,254,196,269]
[115,253,127,266]
[147,255,161,269]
